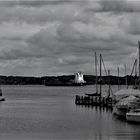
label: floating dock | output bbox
[75,95,116,108]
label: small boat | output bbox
[85,92,101,97]
[126,109,140,122]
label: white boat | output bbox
[113,94,140,118]
[113,41,140,117]
[126,109,140,122]
[113,105,129,118]
[113,89,140,102]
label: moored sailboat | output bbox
[125,41,140,122]
[75,53,115,107]
[113,94,140,117]
[113,41,140,118]
[126,109,140,122]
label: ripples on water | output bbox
[0,85,139,140]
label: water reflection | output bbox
[0,85,140,140]
[76,104,113,113]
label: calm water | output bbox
[0,85,140,140]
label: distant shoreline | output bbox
[0,75,137,85]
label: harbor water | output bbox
[0,85,140,140]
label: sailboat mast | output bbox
[135,59,137,88]
[108,70,111,97]
[100,54,102,96]
[117,66,120,90]
[138,41,140,90]
[124,64,128,88]
[0,85,2,96]
[95,52,98,93]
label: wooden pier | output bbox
[75,95,116,108]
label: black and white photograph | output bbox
[0,0,140,140]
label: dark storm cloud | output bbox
[0,4,87,24]
[100,0,139,12]
[0,0,74,7]
[85,0,140,13]
[26,23,135,62]
[2,0,140,13]
[0,0,140,76]
[123,14,140,35]
[56,21,137,47]
[0,41,46,60]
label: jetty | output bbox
[75,95,115,107]
[75,53,115,108]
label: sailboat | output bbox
[0,85,5,101]
[75,52,115,107]
[85,52,102,97]
[75,52,102,105]
[113,93,140,117]
[126,108,140,122]
[113,41,140,118]
[125,41,140,122]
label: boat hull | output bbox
[113,106,128,118]
[126,113,140,122]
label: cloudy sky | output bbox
[0,0,140,76]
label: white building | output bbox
[74,72,86,84]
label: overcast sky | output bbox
[0,0,140,76]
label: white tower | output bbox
[74,72,86,84]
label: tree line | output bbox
[0,75,138,85]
